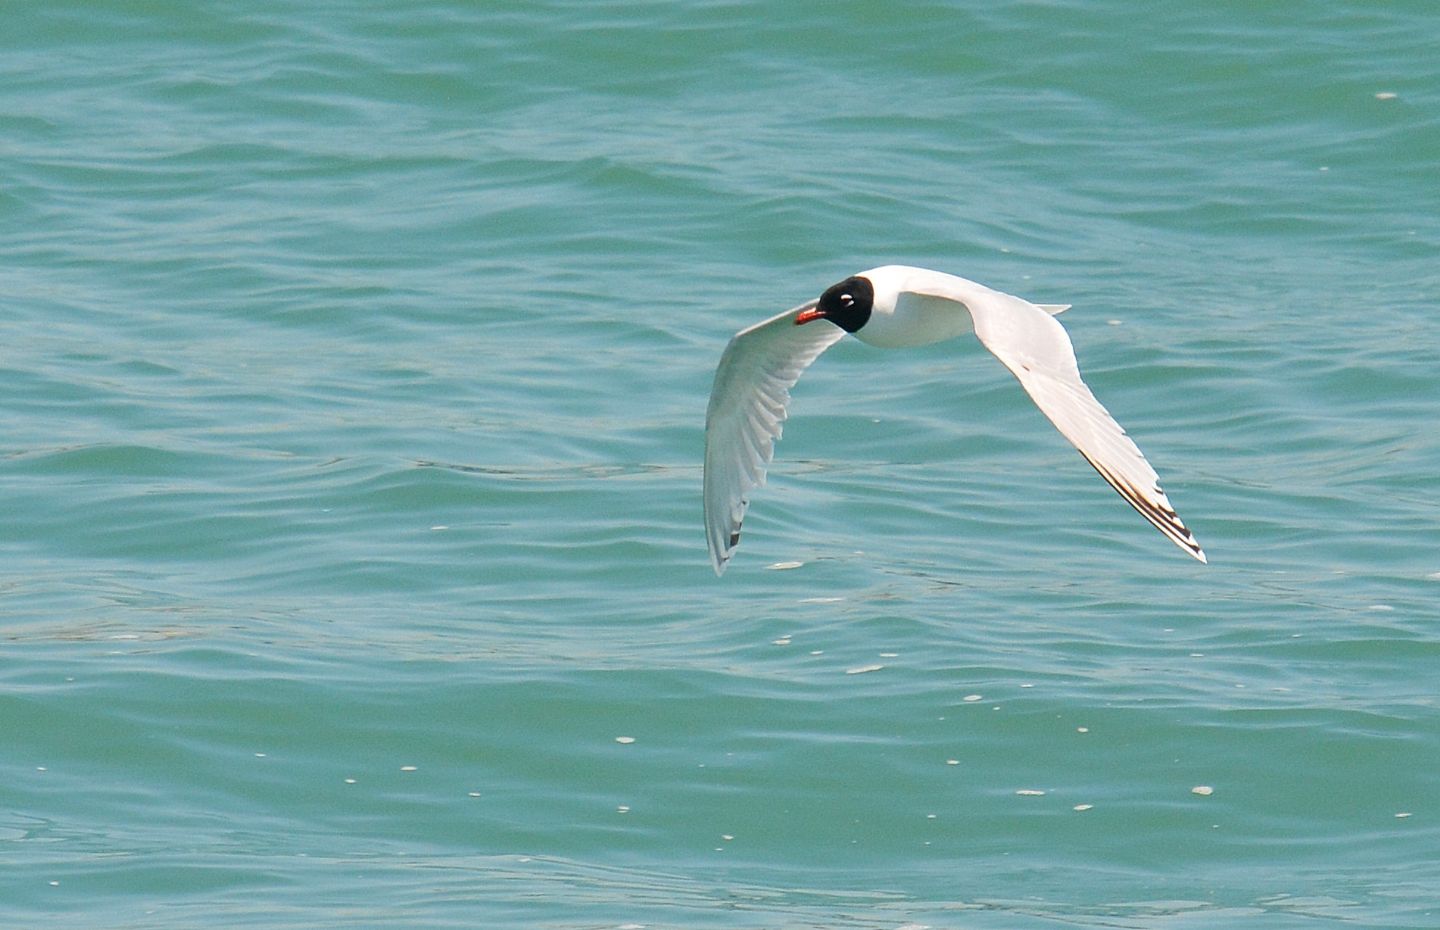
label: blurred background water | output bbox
[3,2,1439,927]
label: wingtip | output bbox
[708,539,731,575]
[709,525,739,576]
[1079,453,1209,567]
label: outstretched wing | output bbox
[703,300,846,574]
[923,283,1206,562]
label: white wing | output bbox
[920,282,1206,562]
[704,300,846,574]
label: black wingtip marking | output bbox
[1077,452,1205,561]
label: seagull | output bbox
[703,265,1206,574]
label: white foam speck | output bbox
[344,778,356,784]
[879,652,898,658]
[1192,785,1214,796]
[1016,789,1046,796]
[616,805,630,813]
[430,525,448,531]
[401,765,418,772]
[946,759,959,766]
[1073,804,1093,812]
[845,664,884,675]
[1076,727,1089,733]
[772,638,791,646]
[767,561,804,570]
[1375,91,1398,100]
[1395,811,1412,819]
[963,694,983,702]
[615,736,636,744]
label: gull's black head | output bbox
[796,275,874,332]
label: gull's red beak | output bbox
[794,305,826,325]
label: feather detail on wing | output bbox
[703,300,846,574]
[962,289,1207,563]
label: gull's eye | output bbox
[839,293,854,307]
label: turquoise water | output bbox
[4,2,1439,927]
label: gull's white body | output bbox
[703,265,1206,574]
